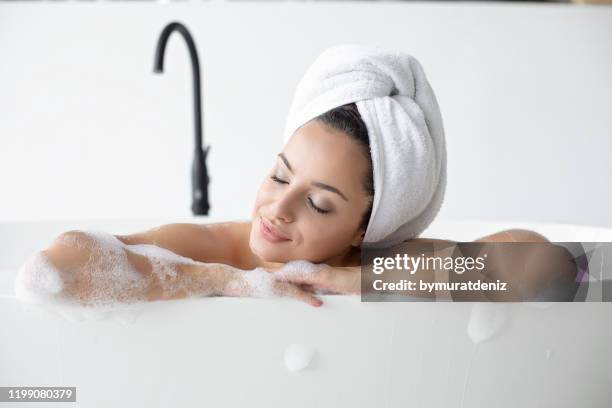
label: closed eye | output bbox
[270,175,288,184]
[270,175,330,215]
[308,198,329,214]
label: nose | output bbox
[269,188,298,223]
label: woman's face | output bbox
[250,119,372,264]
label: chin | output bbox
[248,231,289,263]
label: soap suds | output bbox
[284,343,316,372]
[14,251,65,304]
[15,233,332,322]
[225,267,276,298]
[467,303,514,344]
[244,267,275,297]
[226,260,329,299]
[14,229,214,322]
[276,260,336,295]
[276,260,324,280]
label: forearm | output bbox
[23,230,232,306]
[121,247,230,302]
[366,229,555,297]
[361,236,543,301]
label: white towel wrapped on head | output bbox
[283,44,447,249]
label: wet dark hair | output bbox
[314,103,374,237]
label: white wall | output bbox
[0,2,610,227]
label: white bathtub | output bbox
[1,217,611,407]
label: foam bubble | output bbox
[245,267,276,297]
[225,267,276,298]
[15,251,65,304]
[66,231,150,307]
[276,260,336,295]
[467,303,514,344]
[15,231,332,320]
[277,260,324,279]
[284,343,316,372]
[14,229,214,321]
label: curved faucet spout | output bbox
[153,21,210,216]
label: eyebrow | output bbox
[277,153,349,202]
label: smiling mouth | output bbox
[259,216,290,243]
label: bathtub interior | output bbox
[1,217,612,407]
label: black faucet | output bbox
[153,21,210,216]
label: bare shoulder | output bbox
[217,221,256,269]
[194,221,254,267]
[409,229,549,244]
[116,220,254,267]
[403,237,458,249]
[474,229,549,243]
[409,237,456,244]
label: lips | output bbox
[260,216,290,243]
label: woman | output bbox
[19,46,570,308]
[34,103,558,308]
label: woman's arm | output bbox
[474,228,549,243]
[276,229,576,301]
[114,222,250,267]
[17,229,322,307]
[34,230,228,304]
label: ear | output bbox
[351,230,366,248]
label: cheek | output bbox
[300,218,353,252]
[252,181,273,214]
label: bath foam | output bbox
[467,303,515,344]
[14,230,220,321]
[277,260,338,295]
[14,251,65,304]
[64,230,151,307]
[125,242,210,298]
[276,260,324,279]
[15,247,149,325]
[225,267,276,298]
[244,267,276,297]
[15,231,336,322]
[15,238,152,322]
[65,230,223,303]
[284,343,316,372]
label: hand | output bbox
[219,266,324,307]
[274,261,361,296]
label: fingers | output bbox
[273,281,323,307]
[298,283,315,292]
[276,265,361,295]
